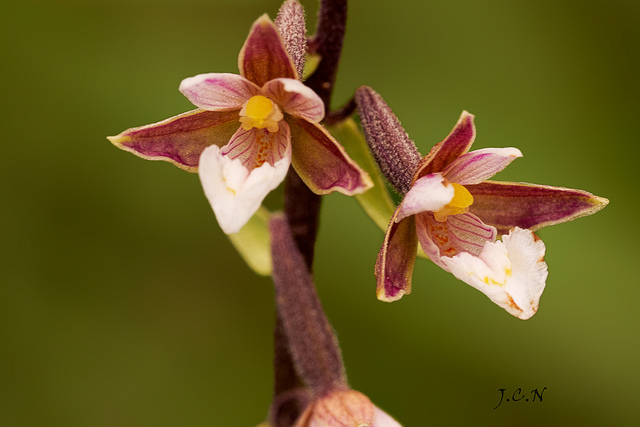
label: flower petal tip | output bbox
[592,195,610,209]
[460,110,475,120]
[376,286,407,303]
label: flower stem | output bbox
[270,214,348,397]
[306,0,348,111]
[271,2,348,424]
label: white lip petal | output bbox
[199,145,290,234]
[396,173,454,222]
[441,227,548,319]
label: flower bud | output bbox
[355,86,421,195]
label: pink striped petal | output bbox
[415,212,497,270]
[179,73,259,111]
[415,111,476,178]
[396,173,454,222]
[467,181,610,234]
[108,109,240,172]
[441,227,548,320]
[221,123,291,170]
[262,78,325,123]
[239,15,297,87]
[443,147,523,185]
[376,206,418,302]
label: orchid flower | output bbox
[109,15,371,234]
[356,87,608,319]
[377,111,607,319]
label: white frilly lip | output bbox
[441,227,548,319]
[198,145,290,234]
[396,173,454,222]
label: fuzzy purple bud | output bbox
[276,0,307,79]
[270,214,348,397]
[355,86,422,195]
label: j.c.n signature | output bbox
[494,387,547,409]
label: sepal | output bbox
[467,181,610,234]
[239,14,298,87]
[288,117,373,196]
[376,207,418,302]
[107,109,239,172]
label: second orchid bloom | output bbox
[356,86,608,320]
[109,15,371,234]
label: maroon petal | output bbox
[287,117,372,195]
[415,111,476,179]
[108,109,240,171]
[375,207,418,302]
[467,180,609,234]
[239,15,297,88]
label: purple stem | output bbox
[305,0,348,111]
[270,215,348,397]
[271,1,349,424]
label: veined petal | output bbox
[239,15,298,87]
[376,206,418,302]
[467,181,610,234]
[108,109,240,172]
[443,147,523,185]
[396,173,454,222]
[415,212,497,270]
[414,111,476,179]
[441,227,548,320]
[199,145,290,234]
[179,73,259,111]
[222,123,291,169]
[288,117,373,195]
[262,78,324,122]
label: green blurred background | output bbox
[1,0,637,425]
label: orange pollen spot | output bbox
[250,130,277,169]
[434,183,474,222]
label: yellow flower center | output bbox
[433,182,474,222]
[239,95,284,133]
